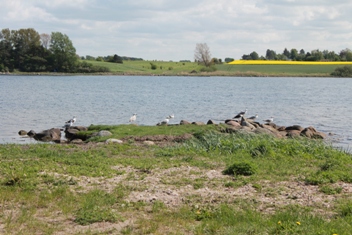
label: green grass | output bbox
[216,63,340,76]
[82,60,344,76]
[1,125,352,234]
[87,60,203,75]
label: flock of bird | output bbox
[63,110,273,129]
[232,109,274,124]
[129,113,175,125]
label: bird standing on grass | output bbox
[157,117,170,126]
[129,113,137,123]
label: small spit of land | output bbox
[1,123,352,234]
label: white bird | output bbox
[156,118,170,126]
[129,113,137,123]
[263,117,274,123]
[233,109,247,119]
[64,121,73,129]
[166,114,174,119]
[66,116,76,124]
[248,114,258,120]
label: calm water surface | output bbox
[0,75,351,150]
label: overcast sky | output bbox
[1,0,352,61]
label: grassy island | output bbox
[1,124,352,234]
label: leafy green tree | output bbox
[323,50,339,61]
[0,28,46,71]
[49,32,77,72]
[242,54,252,60]
[340,49,352,61]
[0,29,13,71]
[283,48,290,59]
[250,51,259,60]
[112,54,123,63]
[224,57,234,63]
[265,49,276,60]
[290,48,298,60]
[311,49,324,61]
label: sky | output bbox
[1,0,352,61]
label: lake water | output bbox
[0,75,351,150]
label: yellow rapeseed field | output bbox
[228,60,352,65]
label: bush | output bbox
[150,63,157,70]
[75,61,110,73]
[223,161,257,176]
[200,66,217,72]
[331,65,352,77]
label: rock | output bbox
[300,128,314,138]
[27,130,36,137]
[18,130,27,136]
[192,121,205,125]
[70,139,84,144]
[312,131,327,139]
[33,128,61,143]
[263,122,278,129]
[180,120,191,125]
[207,120,216,125]
[241,117,255,129]
[69,126,88,131]
[96,130,113,137]
[286,130,301,138]
[143,141,155,146]
[65,128,79,141]
[254,127,282,138]
[277,126,286,131]
[226,120,241,127]
[105,138,123,144]
[285,125,304,131]
[261,124,278,133]
[301,126,326,139]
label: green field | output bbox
[86,60,343,77]
[1,124,352,234]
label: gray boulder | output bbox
[180,120,191,125]
[192,121,205,126]
[33,128,61,143]
[18,130,27,136]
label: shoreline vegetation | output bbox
[1,124,352,234]
[2,60,352,77]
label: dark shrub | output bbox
[331,65,352,77]
[223,161,257,176]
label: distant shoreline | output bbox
[0,71,334,77]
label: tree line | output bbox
[236,48,352,62]
[0,28,127,73]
